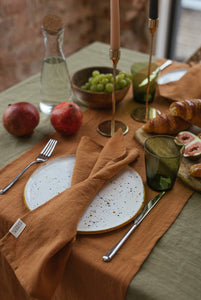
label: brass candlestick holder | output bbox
[97,49,129,137]
[131,18,160,123]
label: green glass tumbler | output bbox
[131,62,160,104]
[144,135,184,191]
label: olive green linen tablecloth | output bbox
[0,42,150,169]
[0,42,201,300]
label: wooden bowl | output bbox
[71,66,130,109]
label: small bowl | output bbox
[71,66,130,109]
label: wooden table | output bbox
[0,42,201,300]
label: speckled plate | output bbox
[24,156,145,234]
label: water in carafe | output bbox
[40,15,73,114]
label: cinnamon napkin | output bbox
[158,60,201,101]
[0,129,139,300]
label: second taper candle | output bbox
[149,0,158,19]
[110,0,120,50]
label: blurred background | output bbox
[0,0,201,92]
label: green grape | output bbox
[119,79,127,88]
[117,73,125,80]
[80,70,132,92]
[85,82,90,89]
[92,70,100,77]
[115,75,119,83]
[90,85,97,92]
[96,83,104,92]
[81,84,87,90]
[115,82,121,90]
[105,73,113,80]
[100,78,109,85]
[91,76,99,85]
[105,83,113,92]
[125,78,131,85]
[97,74,105,81]
[88,77,94,84]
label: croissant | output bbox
[169,99,201,127]
[142,112,190,134]
[189,163,201,178]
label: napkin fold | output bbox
[0,129,139,300]
[158,60,201,101]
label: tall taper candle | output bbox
[149,0,158,19]
[110,0,120,50]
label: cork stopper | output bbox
[42,14,63,33]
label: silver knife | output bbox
[159,59,172,71]
[102,191,166,262]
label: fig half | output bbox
[176,131,197,145]
[184,140,201,158]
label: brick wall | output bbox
[0,0,149,92]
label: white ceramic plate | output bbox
[158,69,188,85]
[24,156,144,234]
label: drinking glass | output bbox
[131,62,160,123]
[131,62,160,104]
[144,135,184,191]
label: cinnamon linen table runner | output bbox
[0,129,140,299]
[0,84,194,300]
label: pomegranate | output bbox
[3,102,39,137]
[50,102,83,135]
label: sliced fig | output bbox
[184,140,201,158]
[176,131,197,145]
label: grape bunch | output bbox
[81,70,132,93]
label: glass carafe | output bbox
[40,24,73,114]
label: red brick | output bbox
[2,0,26,16]
[0,0,149,92]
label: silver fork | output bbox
[0,139,57,195]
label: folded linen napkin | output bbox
[158,60,201,101]
[0,129,139,300]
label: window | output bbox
[155,0,201,61]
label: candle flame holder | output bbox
[97,49,129,137]
[131,18,160,123]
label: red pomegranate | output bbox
[3,102,40,137]
[50,102,83,135]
